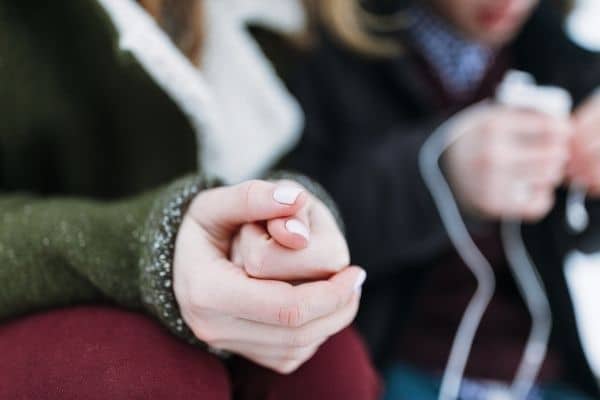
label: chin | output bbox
[477,33,513,47]
[466,21,523,47]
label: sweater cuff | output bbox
[138,175,205,344]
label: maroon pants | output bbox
[0,307,381,400]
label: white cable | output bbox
[567,181,590,234]
[419,71,577,400]
[496,72,571,400]
[419,105,497,400]
[500,221,553,399]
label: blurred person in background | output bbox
[283,0,600,398]
[0,1,381,399]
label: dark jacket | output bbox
[284,2,600,396]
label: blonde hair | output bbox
[138,0,402,60]
[139,0,574,61]
[308,0,406,57]
[311,0,574,57]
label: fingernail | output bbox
[273,186,304,205]
[353,269,367,292]
[285,219,310,240]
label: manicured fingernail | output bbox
[273,186,304,205]
[354,269,367,292]
[285,219,310,241]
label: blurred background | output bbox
[567,0,600,51]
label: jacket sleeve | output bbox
[0,175,204,342]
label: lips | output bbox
[477,2,519,30]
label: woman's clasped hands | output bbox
[173,180,366,374]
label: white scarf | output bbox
[97,0,306,184]
[200,0,306,183]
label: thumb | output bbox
[189,180,308,236]
[328,266,367,296]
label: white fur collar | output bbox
[96,0,305,184]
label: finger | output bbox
[242,228,349,281]
[235,222,278,276]
[574,136,600,163]
[574,94,600,133]
[189,180,308,233]
[236,201,348,280]
[509,150,568,186]
[267,201,311,250]
[235,222,311,278]
[266,217,310,250]
[499,109,572,146]
[497,175,554,221]
[208,292,360,347]
[580,165,600,190]
[568,138,600,183]
[199,263,365,327]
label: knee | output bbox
[236,327,382,400]
[0,307,231,400]
[297,327,383,400]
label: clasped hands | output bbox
[173,180,365,374]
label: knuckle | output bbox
[278,301,305,328]
[277,305,301,328]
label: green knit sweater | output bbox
[0,1,334,343]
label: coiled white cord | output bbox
[419,71,579,400]
[420,106,497,400]
[500,220,552,400]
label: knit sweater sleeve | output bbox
[0,175,203,342]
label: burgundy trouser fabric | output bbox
[0,307,381,400]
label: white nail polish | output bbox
[285,219,310,241]
[273,186,303,205]
[354,270,367,292]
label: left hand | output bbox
[173,179,364,374]
[568,92,600,196]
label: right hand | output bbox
[173,180,365,374]
[444,104,572,221]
